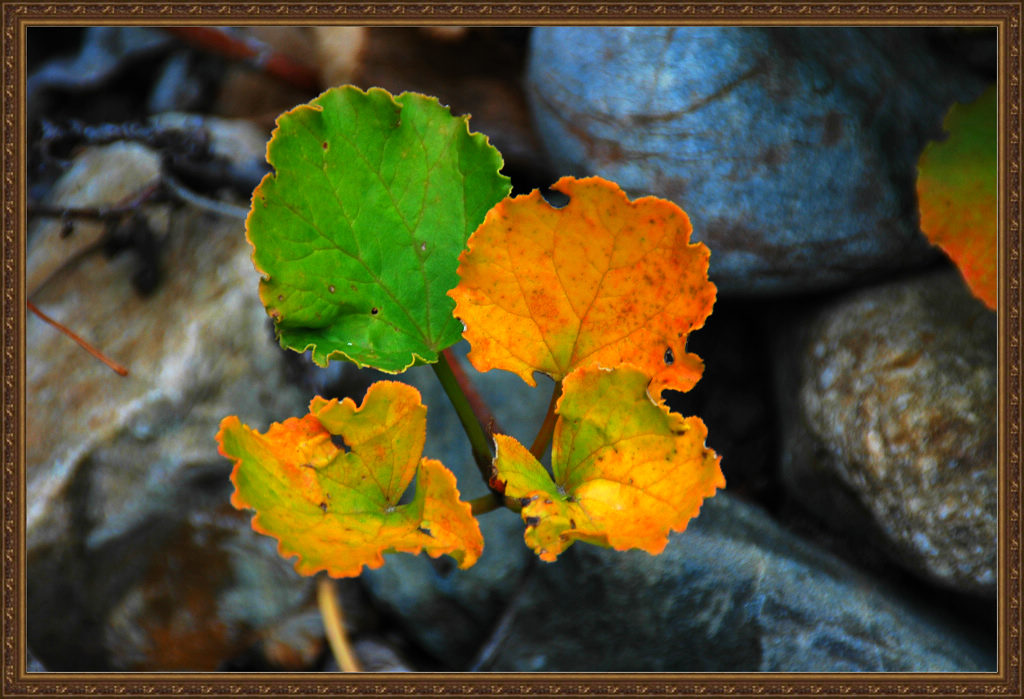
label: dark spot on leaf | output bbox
[278,295,284,302]
[331,433,351,453]
[525,516,540,527]
[664,347,674,365]
[569,519,576,529]
[371,307,379,315]
[319,502,328,512]
[519,497,534,508]
[322,141,328,150]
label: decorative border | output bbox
[3,1,1021,697]
[2,1,1021,20]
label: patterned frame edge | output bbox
[2,1,1020,696]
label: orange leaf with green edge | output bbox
[216,382,483,577]
[917,85,997,310]
[492,365,724,562]
[449,176,716,399]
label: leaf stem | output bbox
[468,492,503,516]
[442,348,502,435]
[431,352,495,485]
[529,380,562,460]
[316,575,361,672]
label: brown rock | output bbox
[781,269,997,595]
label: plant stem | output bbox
[468,492,503,515]
[529,380,562,460]
[432,352,495,484]
[442,348,502,435]
[316,576,361,672]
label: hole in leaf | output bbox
[540,189,569,209]
[330,433,351,453]
[664,347,674,365]
[525,516,540,527]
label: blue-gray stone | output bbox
[480,493,993,672]
[526,27,992,295]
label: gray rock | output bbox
[359,345,553,669]
[778,269,997,596]
[526,27,991,295]
[26,133,319,669]
[481,493,992,672]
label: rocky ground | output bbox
[26,26,997,671]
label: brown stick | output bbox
[163,27,321,91]
[27,301,129,377]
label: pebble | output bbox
[778,268,997,595]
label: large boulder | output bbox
[481,493,992,672]
[526,27,991,294]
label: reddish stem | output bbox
[163,27,321,92]
[529,381,562,460]
[442,348,502,436]
[27,301,129,377]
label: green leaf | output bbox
[247,86,511,371]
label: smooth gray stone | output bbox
[526,27,991,295]
[481,494,992,672]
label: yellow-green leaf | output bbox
[917,85,997,310]
[217,382,483,577]
[492,365,724,562]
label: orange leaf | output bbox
[449,176,716,398]
[493,365,724,562]
[217,382,483,577]
[917,85,997,310]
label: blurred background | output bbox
[25,26,998,672]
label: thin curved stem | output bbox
[529,380,562,460]
[316,576,361,672]
[442,348,502,435]
[431,352,494,485]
